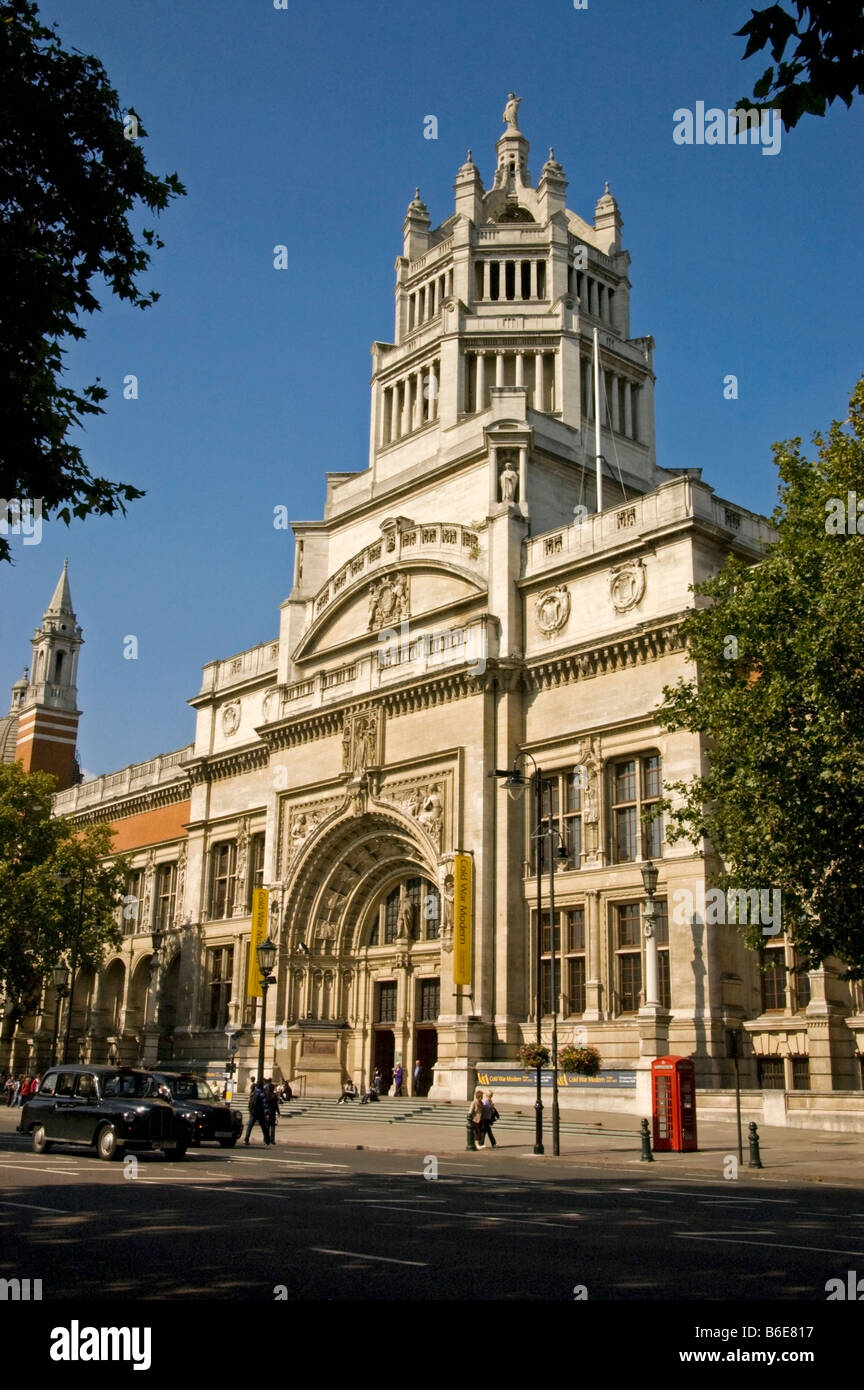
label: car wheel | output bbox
[32,1124,53,1155]
[96,1125,122,1161]
[218,1137,238,1149]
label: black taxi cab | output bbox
[148,1071,243,1147]
[19,1065,189,1161]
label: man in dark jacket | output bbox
[243,1079,272,1145]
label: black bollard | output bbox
[747,1121,763,1169]
[466,1113,477,1152]
[640,1117,654,1162]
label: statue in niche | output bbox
[367,580,381,631]
[499,459,519,502]
[418,785,443,843]
[503,93,522,132]
[342,708,380,776]
[397,893,414,940]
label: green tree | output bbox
[735,2,864,129]
[0,762,127,1017]
[0,0,185,563]
[657,377,864,976]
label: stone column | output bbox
[390,384,400,443]
[495,352,504,388]
[535,352,544,411]
[611,374,621,433]
[414,370,424,430]
[624,380,633,438]
[482,261,490,301]
[476,353,486,412]
[583,890,602,1020]
[530,260,538,299]
[401,377,412,435]
[515,352,524,388]
[518,446,528,508]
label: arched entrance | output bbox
[94,958,126,1063]
[280,809,443,1094]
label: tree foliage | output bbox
[0,0,185,562]
[657,377,864,975]
[735,1,864,128]
[0,762,127,1013]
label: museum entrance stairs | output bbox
[270,1095,636,1137]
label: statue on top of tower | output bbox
[502,93,521,132]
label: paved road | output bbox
[2,1120,864,1304]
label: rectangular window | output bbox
[565,907,586,1015]
[760,945,786,1012]
[208,946,234,1030]
[791,1057,810,1091]
[155,863,176,933]
[209,842,237,920]
[377,981,397,1024]
[419,978,440,1022]
[757,1057,785,1089]
[249,834,265,903]
[530,771,582,872]
[616,903,642,1012]
[611,754,664,862]
[123,868,144,935]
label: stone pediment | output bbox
[294,547,486,664]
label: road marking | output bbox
[0,1162,81,1175]
[0,1199,66,1213]
[310,1247,427,1267]
[675,1233,864,1256]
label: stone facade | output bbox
[4,102,863,1111]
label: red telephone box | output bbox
[651,1055,698,1152]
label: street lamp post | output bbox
[640,859,660,1010]
[50,962,70,1067]
[541,813,569,1158]
[56,864,87,1066]
[489,755,547,1156]
[256,937,277,1086]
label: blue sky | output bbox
[3,0,862,777]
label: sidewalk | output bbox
[266,1099,864,1188]
[2,1100,862,1188]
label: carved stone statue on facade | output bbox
[368,572,410,631]
[366,580,381,631]
[342,707,380,776]
[499,459,519,502]
[503,92,522,132]
[173,840,187,927]
[418,784,444,845]
[396,893,414,940]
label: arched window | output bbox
[369,878,441,945]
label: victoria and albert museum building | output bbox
[4,100,863,1125]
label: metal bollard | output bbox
[466,1114,477,1152]
[640,1117,654,1162]
[747,1121,763,1169]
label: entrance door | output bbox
[374,1029,395,1094]
[414,1028,437,1096]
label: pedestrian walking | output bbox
[243,1079,272,1145]
[264,1080,280,1144]
[392,1064,404,1097]
[469,1088,485,1149]
[413,1059,423,1096]
[481,1091,499,1147]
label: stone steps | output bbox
[273,1096,637,1137]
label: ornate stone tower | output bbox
[14,560,83,789]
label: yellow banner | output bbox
[453,853,473,986]
[247,888,270,997]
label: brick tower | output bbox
[14,560,83,789]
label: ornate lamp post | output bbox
[256,937,278,1086]
[55,864,87,1065]
[50,962,70,1067]
[640,859,660,1009]
[538,816,569,1157]
[490,753,548,1156]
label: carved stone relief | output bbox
[341,706,382,776]
[367,573,409,632]
[535,584,571,635]
[610,558,646,613]
[222,702,241,736]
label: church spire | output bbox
[46,557,74,618]
[14,563,83,790]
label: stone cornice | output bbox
[525,619,684,691]
[67,779,191,828]
[184,746,270,785]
